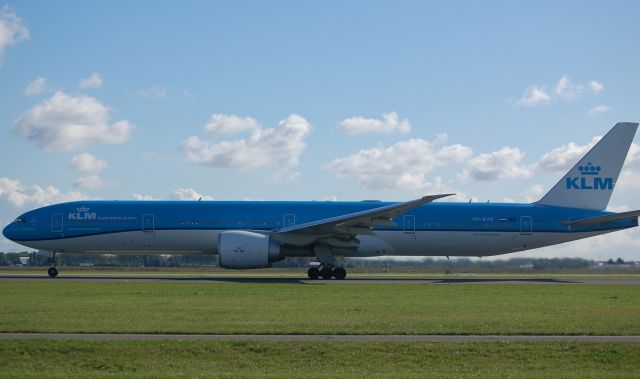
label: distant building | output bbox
[592,260,640,269]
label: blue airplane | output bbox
[3,122,640,279]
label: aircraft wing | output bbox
[563,210,640,227]
[272,194,453,246]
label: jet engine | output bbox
[218,230,282,269]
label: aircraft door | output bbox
[520,216,532,235]
[52,213,63,233]
[283,214,295,228]
[403,215,416,234]
[142,214,154,232]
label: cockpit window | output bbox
[14,217,26,224]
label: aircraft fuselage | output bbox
[4,200,636,258]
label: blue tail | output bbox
[536,122,638,210]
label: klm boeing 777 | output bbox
[3,122,640,278]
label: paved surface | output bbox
[1,275,640,285]
[1,333,639,342]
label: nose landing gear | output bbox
[47,266,58,278]
[47,251,58,278]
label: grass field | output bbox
[2,276,639,378]
[0,340,638,378]
[3,266,640,278]
[1,281,639,335]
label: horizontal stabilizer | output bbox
[563,210,640,226]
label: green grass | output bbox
[0,340,639,378]
[1,282,639,335]
[3,266,640,278]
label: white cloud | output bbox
[183,114,312,174]
[0,177,88,208]
[459,147,532,182]
[71,153,107,174]
[171,188,214,200]
[133,193,155,200]
[13,91,134,151]
[616,170,640,192]
[134,191,224,201]
[516,85,551,107]
[24,76,46,96]
[324,137,472,191]
[338,111,411,135]
[322,195,338,201]
[0,5,29,62]
[204,114,259,135]
[521,184,545,203]
[278,170,302,183]
[625,142,640,170]
[73,175,104,190]
[536,137,600,172]
[516,76,604,108]
[70,153,109,190]
[418,176,475,202]
[590,80,604,93]
[78,72,103,89]
[554,75,583,100]
[587,105,611,117]
[138,86,168,98]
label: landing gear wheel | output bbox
[307,267,320,280]
[320,267,334,280]
[333,267,347,280]
[47,267,58,278]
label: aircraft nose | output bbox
[2,223,14,241]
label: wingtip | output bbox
[424,193,455,200]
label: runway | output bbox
[1,333,639,342]
[1,275,640,285]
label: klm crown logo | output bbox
[566,162,613,190]
[77,206,90,212]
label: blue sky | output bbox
[1,1,639,259]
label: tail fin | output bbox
[536,122,638,210]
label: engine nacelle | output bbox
[218,231,281,269]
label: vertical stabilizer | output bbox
[536,122,638,210]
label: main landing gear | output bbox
[307,264,347,280]
[308,244,346,280]
[47,251,58,278]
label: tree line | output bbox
[0,251,636,270]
